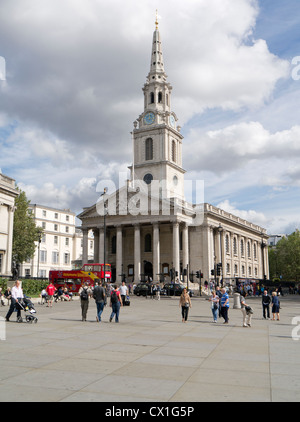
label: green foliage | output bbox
[0,278,48,296]
[12,188,43,264]
[269,230,300,281]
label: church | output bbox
[77,18,269,287]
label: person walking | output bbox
[240,292,252,327]
[46,281,56,307]
[93,281,106,322]
[119,281,128,306]
[215,286,222,318]
[271,291,280,321]
[179,288,192,323]
[109,285,122,323]
[262,289,271,319]
[209,290,219,323]
[79,283,92,321]
[220,288,229,324]
[5,280,24,321]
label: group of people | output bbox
[179,284,281,326]
[79,280,129,323]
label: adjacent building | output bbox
[0,172,19,276]
[20,204,94,278]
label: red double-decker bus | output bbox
[49,263,111,293]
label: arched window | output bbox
[225,234,229,254]
[144,234,152,252]
[233,237,237,255]
[172,140,176,162]
[150,92,154,104]
[247,241,251,258]
[158,92,162,103]
[241,239,244,256]
[145,138,153,161]
[253,243,257,259]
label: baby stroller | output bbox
[16,296,38,323]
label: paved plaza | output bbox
[0,293,299,402]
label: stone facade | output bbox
[0,172,19,276]
[77,21,269,285]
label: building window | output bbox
[42,222,46,229]
[172,140,176,162]
[54,213,58,219]
[234,264,238,274]
[241,239,244,256]
[158,92,162,103]
[66,226,69,233]
[66,215,69,222]
[247,241,251,258]
[253,243,257,259]
[226,263,230,274]
[144,234,152,252]
[242,265,245,275]
[233,237,237,255]
[145,138,153,160]
[40,250,47,263]
[43,210,46,217]
[54,236,58,245]
[41,234,46,243]
[150,92,154,104]
[65,238,69,246]
[52,252,59,264]
[64,253,70,265]
[54,224,58,231]
[225,234,229,254]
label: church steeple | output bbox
[147,13,167,84]
[130,16,185,200]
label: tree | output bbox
[269,230,300,281]
[12,189,43,265]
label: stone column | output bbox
[134,224,141,283]
[82,228,89,265]
[98,226,104,263]
[173,221,180,280]
[93,229,99,263]
[5,205,15,275]
[153,223,160,283]
[116,225,122,283]
[182,223,189,282]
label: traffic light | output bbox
[211,269,214,276]
[216,263,221,276]
[196,271,200,279]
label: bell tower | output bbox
[129,14,186,200]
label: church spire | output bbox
[147,11,167,83]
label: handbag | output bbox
[213,303,218,310]
[245,305,253,314]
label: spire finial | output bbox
[155,9,159,30]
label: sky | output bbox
[0,0,299,235]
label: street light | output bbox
[100,188,108,280]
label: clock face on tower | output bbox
[143,112,155,125]
[170,115,175,128]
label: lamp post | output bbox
[37,232,42,278]
[100,188,108,280]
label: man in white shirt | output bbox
[119,281,128,306]
[5,280,24,321]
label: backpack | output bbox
[80,288,88,301]
[111,290,118,304]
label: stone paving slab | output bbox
[0,294,300,402]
